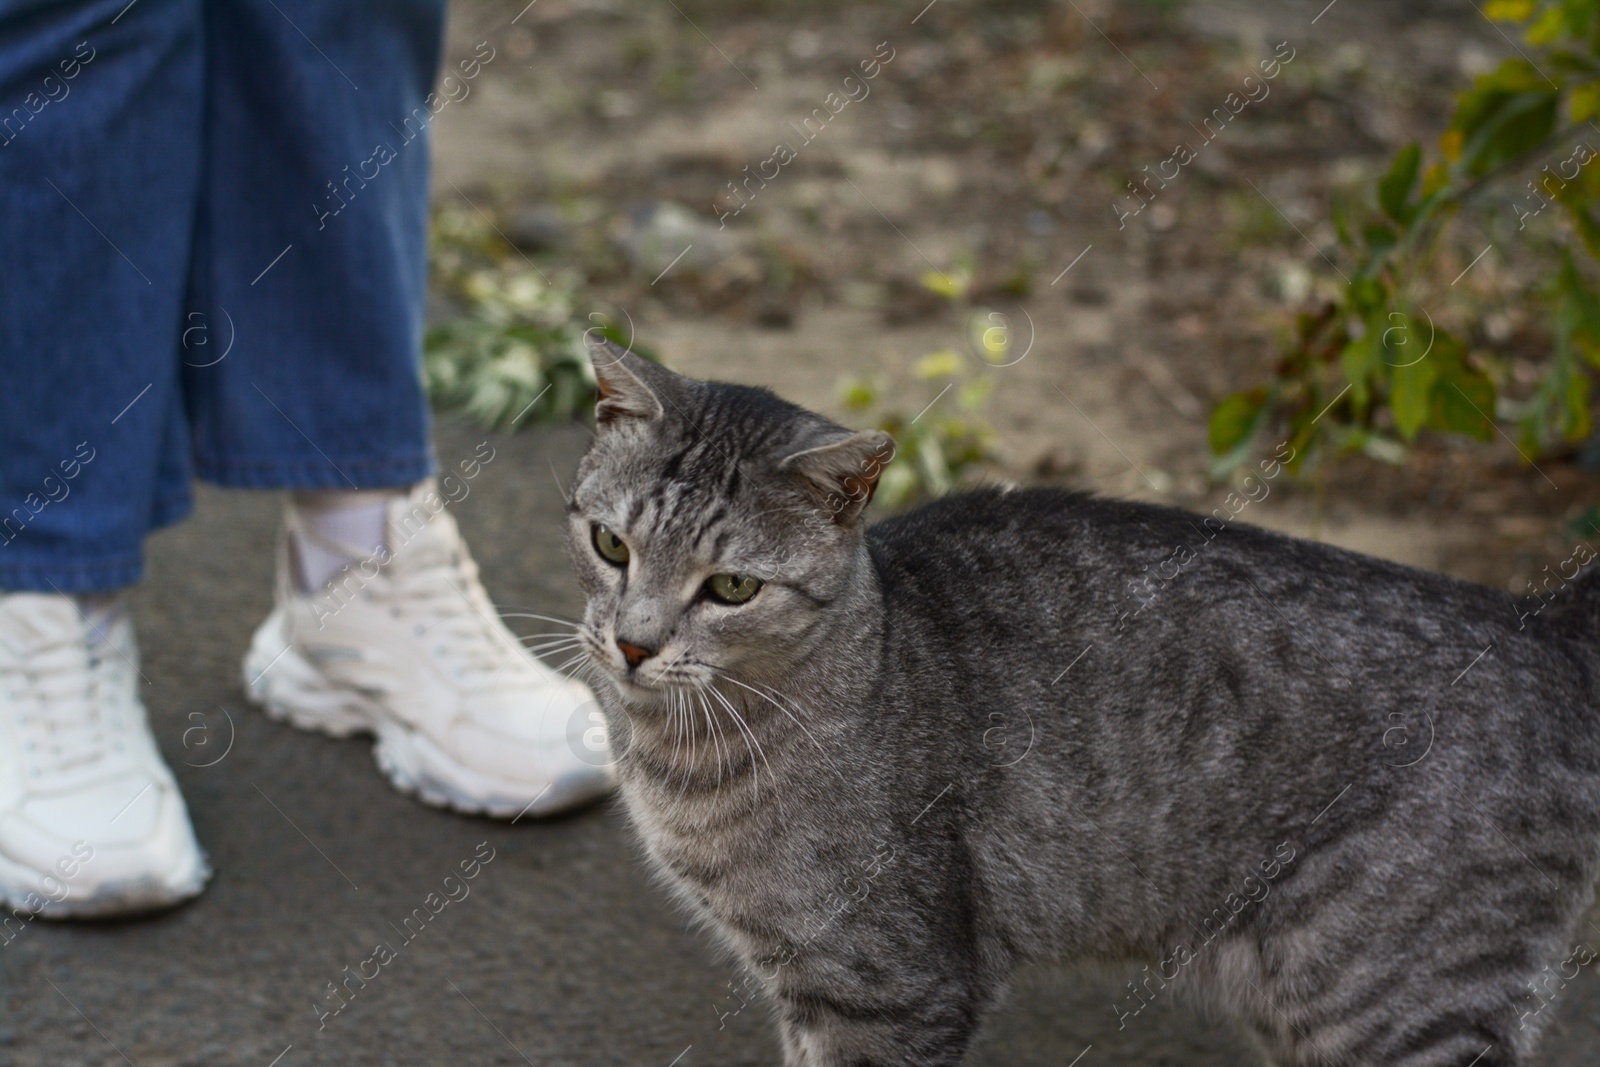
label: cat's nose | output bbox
[616,637,656,668]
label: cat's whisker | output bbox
[519,644,585,659]
[698,687,749,803]
[694,684,732,793]
[705,682,772,810]
[571,656,605,687]
[676,687,701,800]
[518,646,582,662]
[521,634,584,649]
[551,646,588,669]
[669,686,689,790]
[492,610,582,630]
[711,696,739,798]
[716,672,851,786]
[694,689,724,798]
[562,632,611,679]
[524,645,585,662]
[512,628,586,642]
[551,649,594,681]
[698,686,728,793]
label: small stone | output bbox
[503,205,570,253]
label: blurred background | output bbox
[426,0,1600,595]
[14,0,1600,1064]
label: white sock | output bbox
[73,594,123,644]
[288,490,399,593]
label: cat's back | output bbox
[869,485,1511,629]
[865,485,1600,715]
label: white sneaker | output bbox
[0,594,210,918]
[242,482,616,818]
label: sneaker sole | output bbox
[242,611,614,819]
[0,850,210,920]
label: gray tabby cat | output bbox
[564,338,1600,1066]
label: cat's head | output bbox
[565,338,894,706]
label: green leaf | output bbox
[1209,388,1270,457]
[1281,407,1319,473]
[1378,143,1421,223]
[1375,308,1431,370]
[914,349,965,380]
[841,377,878,411]
[1564,364,1593,441]
[919,268,970,301]
[958,377,994,410]
[916,434,953,494]
[1472,56,1556,95]
[1362,222,1398,259]
[1390,356,1439,440]
[1451,69,1560,177]
[1525,6,1567,43]
[1482,0,1534,20]
[1331,192,1354,249]
[1564,201,1600,263]
[1551,250,1600,372]
[1347,276,1387,318]
[877,464,919,510]
[1420,160,1452,198]
[1339,338,1377,408]
[1428,365,1497,441]
[1570,504,1600,538]
[1571,81,1600,123]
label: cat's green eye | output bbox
[593,524,630,566]
[707,572,763,605]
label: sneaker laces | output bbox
[291,507,538,689]
[384,538,536,687]
[0,604,132,783]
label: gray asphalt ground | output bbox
[7,418,1600,1066]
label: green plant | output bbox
[828,256,1016,509]
[1211,0,1600,474]
[424,208,647,430]
[841,348,998,510]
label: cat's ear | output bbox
[586,336,670,425]
[779,428,896,526]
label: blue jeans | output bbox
[0,0,446,593]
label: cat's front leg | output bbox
[773,988,979,1067]
[776,1015,809,1067]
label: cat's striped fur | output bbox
[565,338,1600,1065]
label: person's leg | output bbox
[0,0,201,592]
[196,0,614,817]
[0,0,209,917]
[184,0,440,492]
